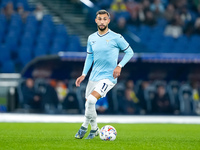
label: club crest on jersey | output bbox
[106,40,110,44]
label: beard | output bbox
[97,25,107,31]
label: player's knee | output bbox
[87,94,97,104]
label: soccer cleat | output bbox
[75,126,87,139]
[85,127,99,139]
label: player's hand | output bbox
[75,75,85,87]
[113,66,121,79]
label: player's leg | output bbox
[75,81,97,139]
[75,79,115,139]
[85,79,115,139]
[75,91,100,139]
[85,91,100,139]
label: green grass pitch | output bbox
[0,123,199,150]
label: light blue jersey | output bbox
[82,29,134,84]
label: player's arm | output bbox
[76,53,93,87]
[118,45,134,67]
[113,35,134,79]
[76,37,93,87]
[113,46,133,79]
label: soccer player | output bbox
[75,10,134,139]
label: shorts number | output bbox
[102,83,108,92]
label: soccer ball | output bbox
[99,125,117,141]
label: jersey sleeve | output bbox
[82,53,93,76]
[82,36,93,76]
[116,34,134,67]
[118,46,134,67]
[116,34,129,51]
[86,36,93,54]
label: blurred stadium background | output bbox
[0,0,200,117]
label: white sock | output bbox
[81,101,90,129]
[82,95,97,129]
[90,111,98,130]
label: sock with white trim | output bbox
[82,94,97,129]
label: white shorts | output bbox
[85,79,116,99]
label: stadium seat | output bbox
[178,84,194,115]
[146,37,162,52]
[37,32,51,41]
[144,84,156,113]
[40,15,54,33]
[163,36,175,44]
[16,0,30,10]
[190,35,200,42]
[10,13,22,22]
[36,33,51,47]
[53,36,67,48]
[0,44,11,64]
[33,44,48,57]
[127,25,139,35]
[1,60,15,73]
[50,42,65,54]
[157,18,167,26]
[0,34,2,43]
[0,14,7,35]
[149,31,163,40]
[24,24,37,37]
[187,44,200,53]
[152,25,165,33]
[26,13,37,21]
[20,32,34,47]
[137,25,152,42]
[140,25,151,33]
[188,35,200,53]
[138,32,150,43]
[167,81,180,113]
[0,22,5,42]
[42,14,53,23]
[26,13,38,27]
[177,35,189,43]
[5,32,19,52]
[55,24,68,38]
[1,0,12,8]
[66,35,82,52]
[17,79,28,109]
[173,39,188,53]
[158,42,173,53]
[158,36,176,53]
[9,19,22,32]
[39,24,54,37]
[112,82,125,114]
[18,46,32,66]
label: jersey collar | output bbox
[97,29,110,37]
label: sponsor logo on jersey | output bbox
[91,41,96,45]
